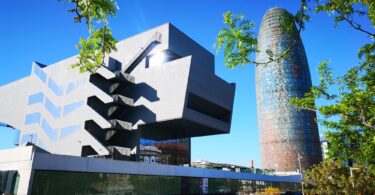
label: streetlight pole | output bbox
[350,167,359,188]
[298,153,304,195]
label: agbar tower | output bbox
[256,7,322,172]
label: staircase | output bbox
[83,32,161,161]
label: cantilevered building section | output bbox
[256,8,322,171]
[0,23,235,164]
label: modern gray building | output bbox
[0,23,235,163]
[0,23,301,194]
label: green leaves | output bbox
[279,11,297,36]
[62,0,119,73]
[288,1,375,180]
[72,27,117,73]
[216,1,309,68]
[303,160,375,194]
[290,59,375,174]
[65,0,117,24]
[216,3,374,181]
[315,0,375,38]
[215,11,257,69]
[286,2,375,191]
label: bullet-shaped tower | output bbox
[256,7,322,172]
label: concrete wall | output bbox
[0,146,301,194]
[0,23,235,159]
[0,147,34,195]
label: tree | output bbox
[289,0,375,173]
[215,0,375,193]
[61,0,119,73]
[215,0,310,68]
[303,160,375,194]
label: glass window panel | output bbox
[65,82,75,94]
[44,98,61,118]
[41,119,57,141]
[65,79,87,94]
[28,92,44,105]
[31,170,300,194]
[33,64,47,83]
[20,133,37,145]
[47,78,63,96]
[63,101,84,116]
[0,171,19,195]
[24,112,41,125]
[59,125,81,139]
[139,138,190,165]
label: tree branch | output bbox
[359,108,375,130]
[253,2,305,66]
[335,9,375,37]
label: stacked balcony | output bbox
[85,68,137,160]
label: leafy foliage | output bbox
[216,0,375,193]
[315,0,375,38]
[215,12,257,69]
[215,0,309,68]
[290,51,375,192]
[66,0,117,25]
[72,26,117,73]
[290,0,375,174]
[62,0,118,73]
[262,187,281,194]
[289,0,375,193]
[303,160,375,194]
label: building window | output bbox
[47,78,63,96]
[44,97,61,118]
[41,119,58,141]
[139,138,191,166]
[147,50,180,68]
[0,171,19,195]
[59,125,81,139]
[63,101,84,116]
[28,92,44,105]
[187,93,231,123]
[24,112,41,125]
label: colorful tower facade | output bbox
[256,7,322,171]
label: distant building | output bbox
[192,160,277,175]
[192,160,249,172]
[321,136,329,159]
[256,7,322,172]
[320,130,363,166]
[138,138,190,165]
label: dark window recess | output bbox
[81,145,98,157]
[107,57,122,72]
[187,93,231,123]
[0,171,19,195]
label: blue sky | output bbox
[0,0,371,167]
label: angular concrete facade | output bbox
[256,8,322,171]
[0,23,235,162]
